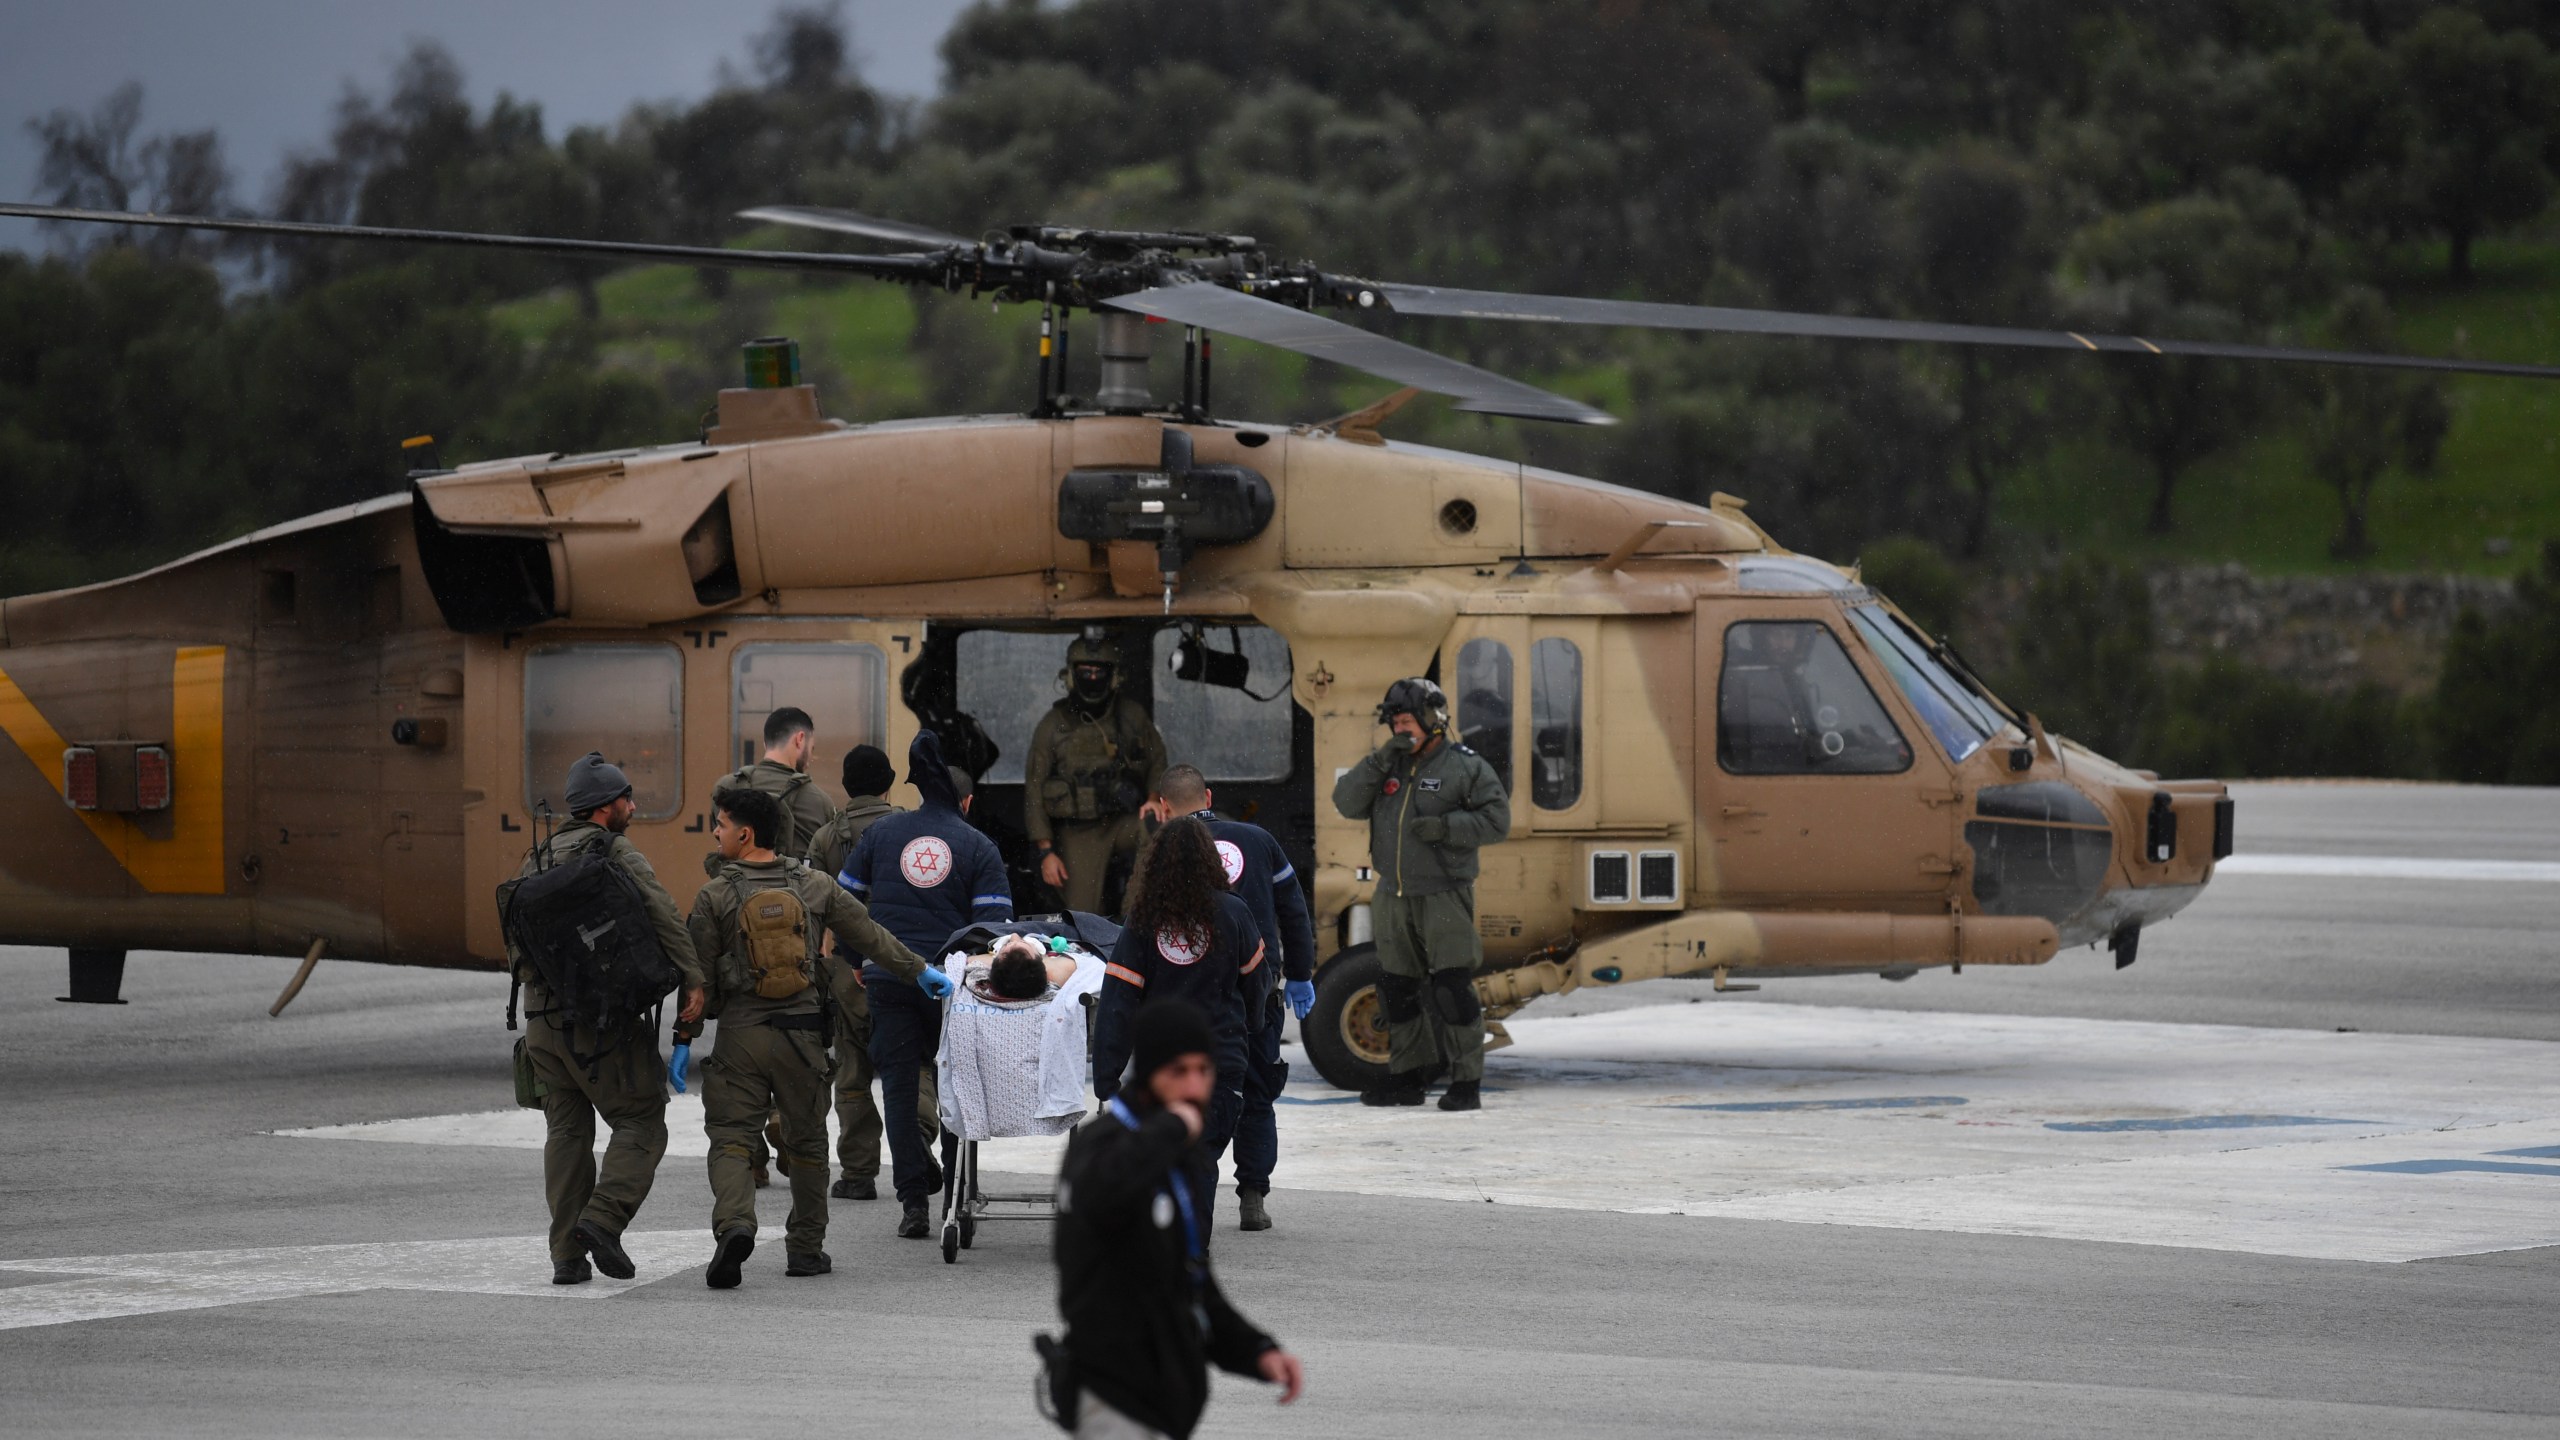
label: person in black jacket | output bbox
[1091,817,1263,1235]
[1053,1000,1303,1439]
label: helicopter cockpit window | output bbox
[1455,638,1515,795]
[1847,606,2006,764]
[522,643,684,819]
[732,642,888,805]
[1736,557,1860,594]
[1152,625,1292,782]
[1529,637,1583,809]
[1718,622,1912,775]
[957,631,1075,785]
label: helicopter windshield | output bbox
[1847,604,2012,763]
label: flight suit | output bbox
[1024,695,1165,915]
[1332,738,1511,1084]
[802,796,933,1183]
[509,820,704,1267]
[688,858,927,1256]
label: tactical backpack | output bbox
[723,865,818,1001]
[498,833,681,1072]
[717,766,818,854]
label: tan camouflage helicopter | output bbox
[4,199,2548,1089]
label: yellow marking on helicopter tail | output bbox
[2134,337,2162,354]
[2067,332,2097,350]
[0,646,226,894]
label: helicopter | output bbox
[4,199,2550,1091]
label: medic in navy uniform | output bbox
[839,729,1014,1239]
[1090,815,1266,1238]
[1142,764,1314,1234]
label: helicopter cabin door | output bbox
[1695,599,1963,911]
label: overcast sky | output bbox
[2,0,975,253]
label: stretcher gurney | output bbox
[930,919,1109,1264]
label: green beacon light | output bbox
[742,336,801,389]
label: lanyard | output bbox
[1106,1097,1208,1277]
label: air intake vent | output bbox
[1638,850,1680,904]
[1589,851,1631,905]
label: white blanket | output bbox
[1038,953,1106,1120]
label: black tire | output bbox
[941,1226,959,1264]
[1302,943,1395,1093]
[960,1208,976,1249]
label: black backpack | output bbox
[499,834,681,1072]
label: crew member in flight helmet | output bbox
[1330,677,1510,1110]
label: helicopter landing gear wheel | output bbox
[1302,944,1395,1093]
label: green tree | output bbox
[2433,540,2560,784]
[2392,8,2560,281]
[2303,287,2448,560]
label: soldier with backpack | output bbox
[687,787,956,1289]
[500,752,704,1288]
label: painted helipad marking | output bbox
[1668,1096,1967,1113]
[0,1231,702,1332]
[279,1002,2560,1263]
[2218,853,2560,883]
[2045,1114,2374,1133]
[2343,1158,2560,1177]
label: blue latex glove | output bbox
[918,965,954,999]
[1286,980,1316,1019]
[668,1041,691,1095]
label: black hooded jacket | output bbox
[1054,1096,1276,1438]
[841,729,1013,970]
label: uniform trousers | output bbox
[525,1013,669,1263]
[834,982,938,1179]
[1048,813,1145,915]
[703,1020,832,1254]
[1230,995,1289,1196]
[867,976,946,1206]
[1374,886,1486,1084]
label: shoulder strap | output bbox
[781,772,811,794]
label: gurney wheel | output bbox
[941,1225,959,1264]
[960,1209,976,1250]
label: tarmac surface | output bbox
[1,780,2554,1437]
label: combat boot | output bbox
[1360,1073,1426,1107]
[785,1250,833,1277]
[705,1227,755,1289]
[1437,1080,1482,1112]
[1237,1189,1272,1232]
[898,1203,931,1239]
[832,1174,877,1201]
[571,1218,635,1280]
[551,1255,592,1286]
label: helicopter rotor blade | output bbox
[1105,282,1614,425]
[735,205,975,250]
[0,204,947,282]
[1372,282,2560,382]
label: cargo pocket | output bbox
[512,1036,544,1109]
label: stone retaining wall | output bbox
[2147,565,2515,695]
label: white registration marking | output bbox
[275,1003,2560,1265]
[2217,853,2560,883]
[0,1231,704,1332]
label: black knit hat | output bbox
[841,744,895,798]
[1130,999,1215,1083]
[563,752,633,814]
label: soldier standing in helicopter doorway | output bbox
[1027,631,1166,916]
[1331,678,1510,1111]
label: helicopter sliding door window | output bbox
[1151,625,1292,782]
[1529,637,1583,810]
[1718,623,1912,775]
[731,642,888,805]
[1454,638,1515,796]
[522,643,684,819]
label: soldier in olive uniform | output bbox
[1026,634,1166,916]
[1331,678,1511,1112]
[687,787,954,1287]
[713,705,839,862]
[801,745,937,1201]
[511,752,706,1286]
[709,705,839,1186]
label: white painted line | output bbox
[0,1231,706,1332]
[2218,853,2560,883]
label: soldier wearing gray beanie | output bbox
[563,752,634,817]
